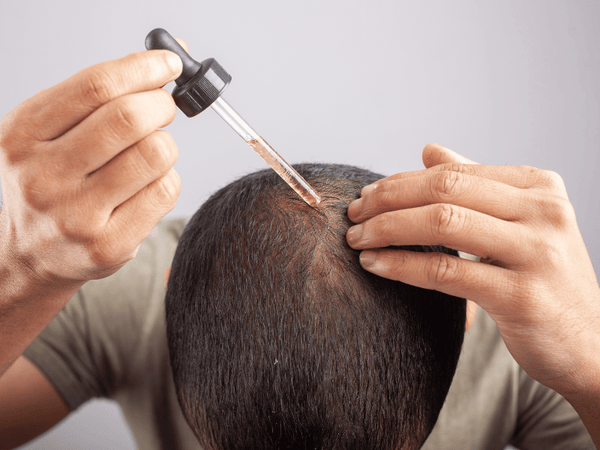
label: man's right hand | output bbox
[0,49,182,283]
[0,48,183,375]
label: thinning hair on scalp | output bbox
[166,164,466,450]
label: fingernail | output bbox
[361,184,376,197]
[360,251,377,268]
[346,225,363,245]
[348,199,363,220]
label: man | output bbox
[1,164,593,449]
[0,47,598,448]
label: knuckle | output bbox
[57,217,91,241]
[156,169,181,206]
[0,110,17,149]
[132,132,177,178]
[370,181,395,210]
[432,162,473,176]
[88,236,126,269]
[0,109,34,162]
[443,162,472,175]
[524,166,566,192]
[387,251,409,278]
[427,253,461,285]
[554,197,576,224]
[516,165,539,181]
[432,170,466,200]
[541,170,566,192]
[84,220,136,270]
[516,164,537,174]
[375,213,395,242]
[55,208,105,245]
[83,67,120,106]
[537,194,575,228]
[106,98,142,142]
[431,203,463,239]
[19,167,57,211]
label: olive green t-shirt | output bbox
[23,218,594,449]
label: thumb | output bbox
[422,143,478,168]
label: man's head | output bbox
[165,164,466,450]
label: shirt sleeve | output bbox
[423,307,594,450]
[22,218,187,411]
[510,369,595,449]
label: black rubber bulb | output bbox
[145,28,201,87]
[145,28,231,117]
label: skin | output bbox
[0,44,188,378]
[346,143,600,447]
[0,356,70,448]
[0,40,194,448]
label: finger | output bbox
[422,142,478,168]
[84,130,178,214]
[357,248,517,314]
[99,168,181,264]
[349,168,527,224]
[175,38,189,53]
[347,203,523,265]
[420,143,565,195]
[53,88,177,177]
[362,164,542,195]
[18,50,182,142]
[354,162,566,217]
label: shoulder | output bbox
[425,308,593,449]
[79,217,188,315]
[23,218,190,406]
[423,308,521,449]
[75,217,189,359]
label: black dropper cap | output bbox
[145,28,231,117]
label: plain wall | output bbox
[0,1,598,448]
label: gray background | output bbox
[0,0,598,448]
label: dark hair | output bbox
[166,163,466,450]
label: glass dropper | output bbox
[145,28,321,207]
[210,97,321,207]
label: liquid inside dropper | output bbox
[210,97,321,207]
[248,137,321,207]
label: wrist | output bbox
[0,211,83,375]
[564,382,600,448]
[0,209,83,289]
[556,327,600,406]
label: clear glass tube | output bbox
[210,97,321,207]
[210,96,257,142]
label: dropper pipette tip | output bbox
[246,137,322,207]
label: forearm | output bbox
[567,392,600,449]
[563,353,600,449]
[0,213,82,376]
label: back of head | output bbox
[166,164,466,450]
